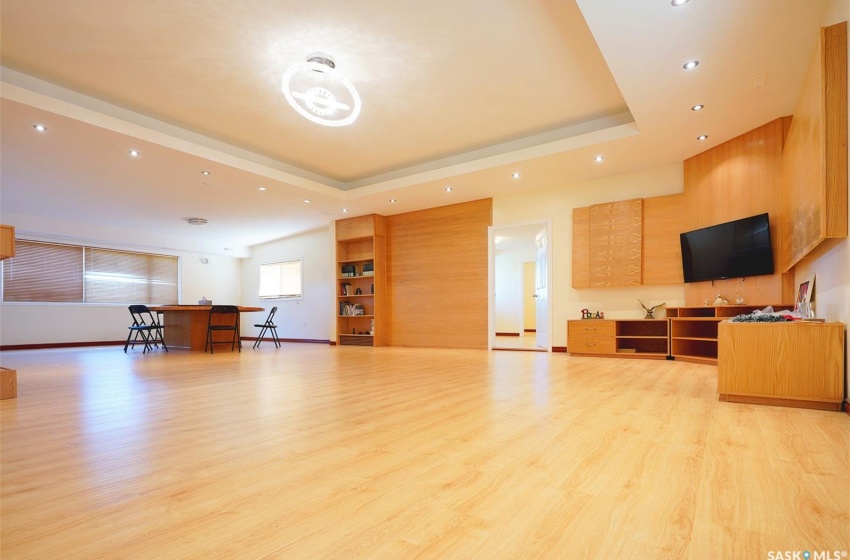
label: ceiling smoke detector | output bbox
[186,217,209,226]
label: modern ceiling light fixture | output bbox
[282,52,361,127]
[512,172,521,179]
[186,217,208,226]
[671,0,690,6]
[128,149,140,157]
[691,104,705,111]
[201,170,211,175]
[697,134,709,141]
[33,124,47,132]
[683,60,699,70]
[594,155,605,162]
[445,186,453,192]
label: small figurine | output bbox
[713,294,728,306]
[638,300,665,319]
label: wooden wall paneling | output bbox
[642,194,684,285]
[589,199,643,286]
[386,199,492,349]
[683,118,794,305]
[571,207,590,288]
[780,22,848,271]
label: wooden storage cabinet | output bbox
[567,319,668,359]
[336,215,386,347]
[666,305,791,365]
[718,322,845,410]
[568,320,616,355]
[0,224,14,260]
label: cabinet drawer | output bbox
[568,320,615,336]
[568,334,616,354]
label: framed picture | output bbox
[796,274,815,305]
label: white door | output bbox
[534,228,549,349]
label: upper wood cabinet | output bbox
[589,199,643,286]
[573,195,683,288]
[0,225,15,260]
[780,22,848,271]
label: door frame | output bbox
[488,220,553,351]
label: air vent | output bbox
[186,218,208,226]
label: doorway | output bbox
[489,221,552,352]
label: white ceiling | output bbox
[0,0,838,256]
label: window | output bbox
[2,240,178,304]
[259,260,302,299]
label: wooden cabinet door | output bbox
[589,199,643,286]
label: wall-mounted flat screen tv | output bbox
[679,213,774,283]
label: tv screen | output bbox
[679,213,774,283]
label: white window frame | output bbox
[259,259,303,300]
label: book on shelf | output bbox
[340,283,351,296]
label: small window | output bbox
[259,260,302,299]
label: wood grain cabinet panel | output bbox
[0,224,14,260]
[780,22,848,271]
[642,194,684,285]
[589,199,643,287]
[572,207,590,289]
[718,321,845,410]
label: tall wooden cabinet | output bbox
[335,215,386,346]
[1,224,16,399]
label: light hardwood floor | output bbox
[1,344,849,559]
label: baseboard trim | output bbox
[552,346,567,353]
[844,398,850,417]
[2,338,332,351]
[495,332,520,337]
[1,341,125,351]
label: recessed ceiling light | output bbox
[128,149,140,157]
[594,155,604,163]
[33,124,47,132]
[258,186,267,191]
[389,199,397,203]
[683,60,699,70]
[691,104,705,111]
[671,0,690,6]
[697,134,709,141]
[201,170,211,176]
[303,199,311,203]
[512,172,521,179]
[186,217,208,226]
[445,186,453,192]
[342,208,349,213]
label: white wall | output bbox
[0,244,242,346]
[495,245,536,333]
[492,163,687,347]
[240,226,333,342]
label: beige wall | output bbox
[493,164,687,348]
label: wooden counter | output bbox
[718,321,845,410]
[149,305,264,351]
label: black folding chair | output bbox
[253,306,280,349]
[124,305,168,353]
[205,305,241,353]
